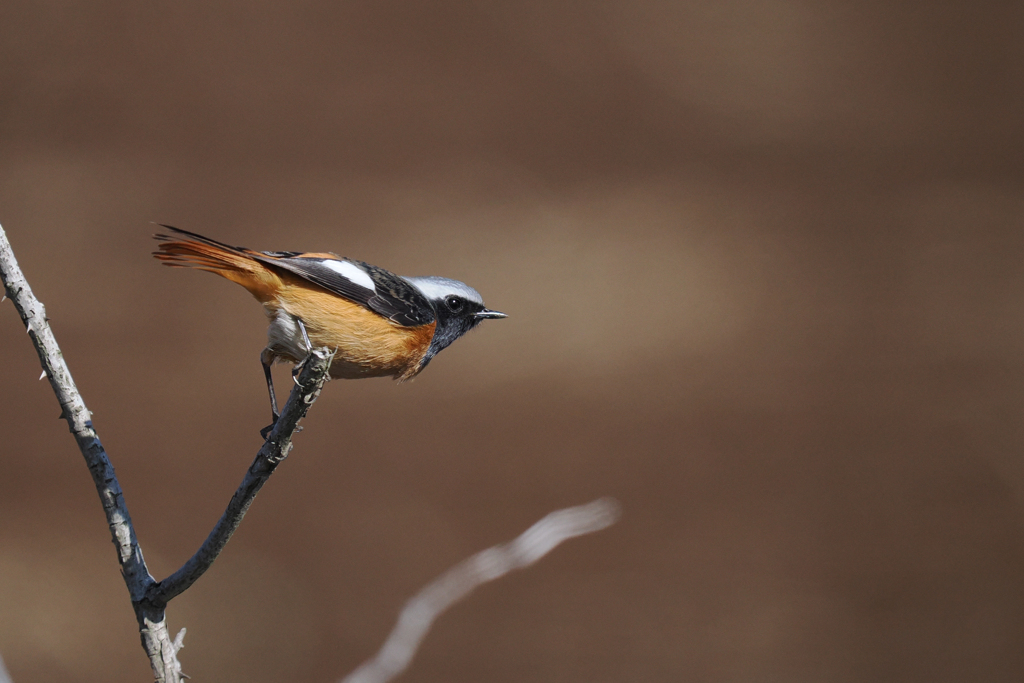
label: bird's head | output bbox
[405,275,507,364]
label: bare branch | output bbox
[0,223,332,681]
[0,224,154,598]
[341,497,621,683]
[148,348,333,604]
[0,225,179,675]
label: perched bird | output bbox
[153,226,506,424]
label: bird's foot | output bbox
[291,358,308,386]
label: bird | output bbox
[153,226,506,427]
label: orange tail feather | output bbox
[153,226,282,302]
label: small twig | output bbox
[148,348,333,604]
[341,497,621,683]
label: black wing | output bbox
[254,254,435,327]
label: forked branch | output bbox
[0,223,332,682]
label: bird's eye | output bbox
[445,296,464,312]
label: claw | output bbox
[297,318,312,354]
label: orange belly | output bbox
[266,275,436,381]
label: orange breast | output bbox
[270,273,435,381]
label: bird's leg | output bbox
[260,348,280,439]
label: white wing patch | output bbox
[322,259,376,291]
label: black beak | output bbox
[475,309,508,320]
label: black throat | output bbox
[419,301,482,370]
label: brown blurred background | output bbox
[1,1,1023,681]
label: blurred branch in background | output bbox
[0,223,332,682]
[342,498,621,683]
